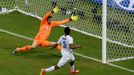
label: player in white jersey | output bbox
[40,27,81,75]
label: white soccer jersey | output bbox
[57,35,73,53]
[57,35,75,67]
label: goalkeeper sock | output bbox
[56,45,61,51]
[16,45,32,52]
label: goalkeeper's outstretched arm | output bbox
[41,7,60,24]
[42,11,53,21]
[51,15,79,27]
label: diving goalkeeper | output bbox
[12,7,78,54]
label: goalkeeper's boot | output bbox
[70,70,79,74]
[12,50,17,55]
[40,68,45,75]
[12,48,19,55]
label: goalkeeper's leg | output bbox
[51,42,62,51]
[16,45,32,52]
[12,40,37,54]
[41,40,61,51]
[56,45,61,51]
[17,40,37,52]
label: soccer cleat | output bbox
[40,68,45,75]
[70,70,79,74]
[12,48,20,55]
[12,49,17,55]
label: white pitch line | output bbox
[0,29,33,41]
[0,28,134,73]
[74,52,134,73]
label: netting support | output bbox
[102,0,107,64]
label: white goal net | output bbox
[0,0,16,13]
[106,0,134,62]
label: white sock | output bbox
[70,65,74,71]
[45,66,55,72]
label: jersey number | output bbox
[63,41,67,48]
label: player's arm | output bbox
[68,36,81,49]
[42,11,53,21]
[41,7,60,24]
[51,15,78,27]
[51,19,71,27]
[69,44,81,49]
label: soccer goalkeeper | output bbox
[12,7,78,54]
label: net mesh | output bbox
[0,0,15,10]
[107,0,134,62]
[16,0,102,37]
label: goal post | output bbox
[102,0,107,64]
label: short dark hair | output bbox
[64,27,70,35]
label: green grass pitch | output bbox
[0,11,133,75]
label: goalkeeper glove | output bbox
[52,6,60,13]
[70,15,78,21]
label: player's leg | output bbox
[69,54,79,74]
[12,40,38,54]
[46,56,68,72]
[40,65,59,75]
[50,42,62,51]
[41,40,61,51]
[40,56,68,75]
[56,44,62,51]
[40,40,51,47]
[70,54,75,71]
[16,40,37,52]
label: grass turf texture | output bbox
[0,11,133,75]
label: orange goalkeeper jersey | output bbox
[35,11,71,40]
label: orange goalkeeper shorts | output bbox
[34,36,51,47]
